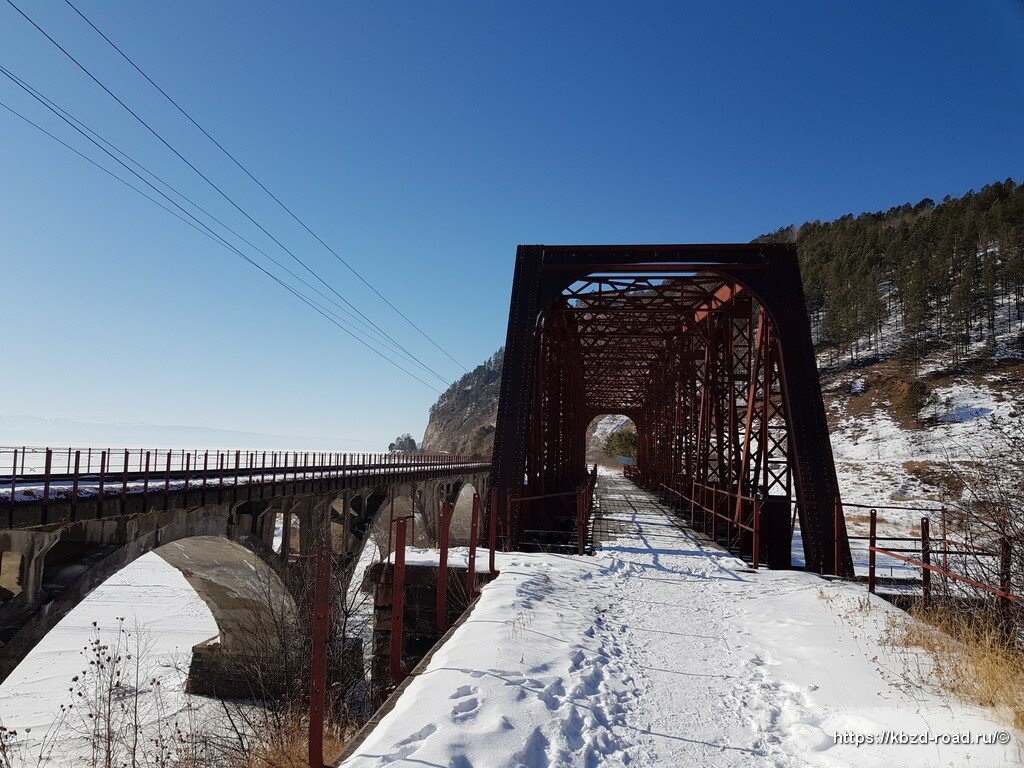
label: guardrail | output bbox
[658,480,762,567]
[509,465,598,553]
[852,506,1018,606]
[623,467,1019,603]
[1,446,489,525]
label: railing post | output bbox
[868,509,877,594]
[438,501,452,631]
[390,517,408,682]
[577,485,585,556]
[504,491,512,551]
[201,451,209,505]
[98,449,107,517]
[163,451,171,511]
[1000,536,1012,608]
[41,448,52,524]
[752,494,761,570]
[921,517,931,607]
[307,544,331,768]
[8,448,16,528]
[183,452,191,502]
[70,449,81,522]
[142,451,150,498]
[833,497,841,576]
[121,449,130,513]
[468,492,479,596]
[488,488,498,575]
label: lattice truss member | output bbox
[492,245,852,576]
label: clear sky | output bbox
[1,1,1022,450]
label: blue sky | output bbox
[1,1,1022,449]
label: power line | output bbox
[64,0,470,374]
[6,0,455,386]
[0,70,443,394]
[0,64,432,380]
[5,67,438,377]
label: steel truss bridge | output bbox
[491,243,853,576]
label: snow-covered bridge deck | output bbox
[338,472,1021,767]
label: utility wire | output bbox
[7,67,435,374]
[0,63,432,379]
[0,71,443,394]
[7,0,454,386]
[64,0,469,374]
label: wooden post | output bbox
[921,517,931,607]
[867,509,877,594]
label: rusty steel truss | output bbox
[491,244,853,576]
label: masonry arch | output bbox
[447,482,479,546]
[0,507,297,686]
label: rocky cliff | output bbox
[421,347,637,462]
[421,348,503,457]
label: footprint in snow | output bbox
[380,723,437,763]
[452,696,481,721]
[512,726,551,768]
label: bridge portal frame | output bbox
[491,243,853,576]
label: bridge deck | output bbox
[336,472,1018,767]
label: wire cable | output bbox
[0,73,443,393]
[6,68,438,374]
[7,0,454,386]
[64,0,469,373]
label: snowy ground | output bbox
[339,472,1021,767]
[0,553,218,762]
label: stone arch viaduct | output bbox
[0,450,488,688]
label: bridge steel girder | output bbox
[490,243,853,577]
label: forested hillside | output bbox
[757,179,1024,365]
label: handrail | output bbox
[869,544,1022,604]
[1,446,490,526]
[864,508,1014,606]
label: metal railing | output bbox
[1,446,489,525]
[851,507,1018,606]
[508,465,598,554]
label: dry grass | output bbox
[887,604,1024,728]
[247,720,345,768]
